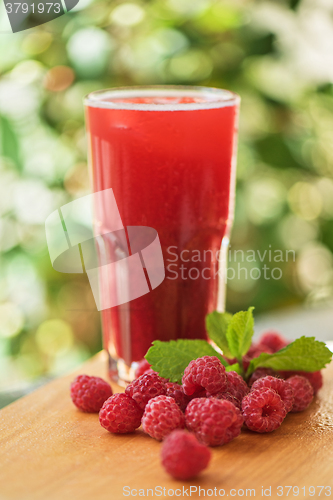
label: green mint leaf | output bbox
[145,339,228,384]
[226,306,255,359]
[226,363,242,375]
[246,336,332,377]
[206,311,233,358]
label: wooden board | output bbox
[0,351,333,500]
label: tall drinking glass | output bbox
[84,86,240,383]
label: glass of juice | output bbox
[84,86,240,383]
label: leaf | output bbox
[226,306,254,359]
[206,311,233,357]
[246,337,332,377]
[145,339,228,384]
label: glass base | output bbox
[107,352,138,387]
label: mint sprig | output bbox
[145,307,332,383]
[246,336,332,377]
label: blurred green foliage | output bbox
[1,0,333,389]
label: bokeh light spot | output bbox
[0,302,24,338]
[288,182,323,220]
[35,319,74,356]
[110,3,145,26]
[150,28,189,56]
[11,60,45,85]
[22,33,53,56]
[64,163,90,197]
[44,66,75,92]
[14,180,55,225]
[166,0,208,16]
[169,49,213,81]
[297,243,333,293]
[246,178,286,225]
[67,28,113,77]
[316,177,333,219]
[279,214,319,251]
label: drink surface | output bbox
[104,96,218,105]
[86,90,239,365]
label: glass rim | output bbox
[84,85,240,111]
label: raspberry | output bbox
[161,430,211,480]
[134,359,151,379]
[225,370,249,402]
[70,375,113,413]
[209,391,242,410]
[299,371,323,395]
[248,368,276,387]
[185,397,244,446]
[251,376,294,413]
[165,382,191,412]
[125,372,167,410]
[259,331,289,353]
[99,393,143,433]
[207,371,249,410]
[286,375,314,412]
[279,370,323,395]
[142,395,185,441]
[242,388,287,433]
[182,356,227,396]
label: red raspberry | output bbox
[248,368,276,387]
[99,393,143,433]
[161,430,211,480]
[279,370,323,395]
[134,359,151,378]
[208,391,242,410]
[125,372,167,410]
[299,371,323,395]
[226,370,249,402]
[251,376,294,413]
[207,371,249,410]
[185,398,244,446]
[70,375,112,413]
[286,375,314,412]
[182,356,227,396]
[142,395,185,441]
[242,388,287,433]
[165,382,191,412]
[259,331,289,353]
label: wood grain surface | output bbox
[0,351,333,500]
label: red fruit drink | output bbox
[85,86,240,381]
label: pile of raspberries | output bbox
[70,331,323,480]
